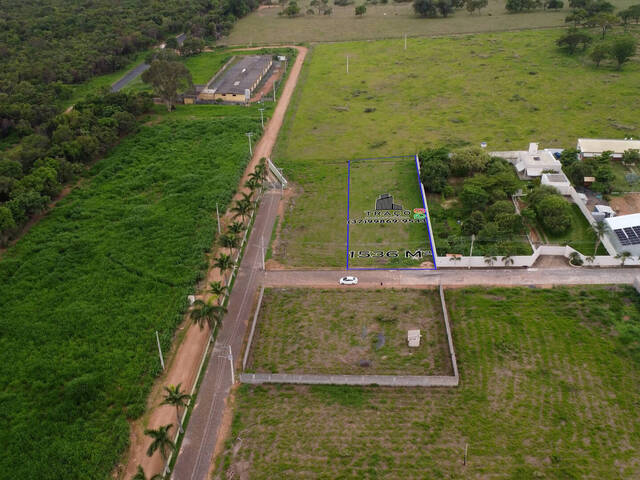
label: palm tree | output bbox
[228,221,245,236]
[615,250,632,267]
[585,255,595,265]
[207,281,228,305]
[245,177,262,193]
[144,424,175,460]
[213,253,235,284]
[132,465,164,480]
[502,255,514,267]
[219,232,239,256]
[231,198,253,222]
[449,255,462,264]
[255,157,268,180]
[161,383,191,434]
[484,254,497,266]
[191,299,227,332]
[592,220,609,256]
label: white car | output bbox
[339,276,358,285]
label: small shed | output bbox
[541,172,571,195]
[407,329,421,348]
[594,205,615,218]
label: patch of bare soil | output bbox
[610,193,640,216]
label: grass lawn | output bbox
[224,0,637,45]
[220,286,640,479]
[247,288,451,375]
[272,28,640,267]
[610,160,640,193]
[348,157,432,268]
[0,104,261,479]
[538,203,607,255]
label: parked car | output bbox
[339,276,358,285]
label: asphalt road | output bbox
[110,62,149,92]
[171,191,281,480]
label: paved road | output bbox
[172,191,281,480]
[111,62,150,92]
[262,267,639,287]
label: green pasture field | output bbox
[220,286,640,479]
[0,105,261,479]
[247,288,451,375]
[225,0,637,45]
[272,28,640,267]
[348,157,433,268]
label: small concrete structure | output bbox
[407,329,421,347]
[577,138,640,159]
[605,213,640,256]
[515,143,562,178]
[541,172,571,195]
[594,205,615,218]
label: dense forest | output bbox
[0,0,258,242]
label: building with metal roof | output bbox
[199,55,273,103]
[577,138,640,159]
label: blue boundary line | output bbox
[416,153,438,270]
[346,160,352,270]
[346,154,437,271]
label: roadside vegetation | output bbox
[0,105,261,479]
[247,288,451,375]
[218,286,640,479]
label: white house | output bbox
[605,213,640,256]
[541,172,571,195]
[514,143,562,178]
[577,138,640,160]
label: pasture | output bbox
[246,288,451,375]
[220,286,640,479]
[224,0,638,45]
[271,29,640,267]
[0,105,261,479]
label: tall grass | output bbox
[0,107,261,479]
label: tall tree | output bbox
[615,250,632,267]
[161,383,191,434]
[610,35,637,69]
[213,253,236,284]
[592,220,609,255]
[191,299,227,332]
[207,281,228,304]
[144,424,175,460]
[141,60,193,111]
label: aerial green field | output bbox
[225,0,637,45]
[0,105,261,479]
[220,286,640,479]
[271,28,640,267]
[247,288,451,375]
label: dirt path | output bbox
[118,45,307,480]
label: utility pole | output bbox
[246,132,253,156]
[261,236,265,270]
[155,331,165,370]
[468,234,475,269]
[404,33,407,50]
[259,108,265,129]
[273,81,277,102]
[346,55,349,74]
[216,203,221,234]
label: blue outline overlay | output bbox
[346,155,437,271]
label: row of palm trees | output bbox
[133,162,270,480]
[134,383,192,479]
